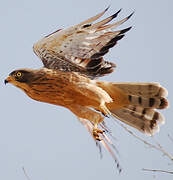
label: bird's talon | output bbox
[92,128,104,141]
[96,137,102,141]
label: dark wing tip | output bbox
[127,11,135,20]
[105,5,111,12]
[119,26,132,35]
[111,8,122,20]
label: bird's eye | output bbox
[16,72,22,77]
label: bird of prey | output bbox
[5,8,168,169]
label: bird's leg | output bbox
[67,104,105,141]
[92,102,111,141]
[99,100,112,117]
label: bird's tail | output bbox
[96,81,169,136]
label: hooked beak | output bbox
[4,79,8,85]
[4,76,11,85]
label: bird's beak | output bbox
[4,76,12,85]
[4,79,8,85]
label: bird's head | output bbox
[4,68,41,90]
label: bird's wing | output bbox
[33,8,133,78]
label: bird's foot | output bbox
[92,128,104,141]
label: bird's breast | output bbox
[23,71,92,107]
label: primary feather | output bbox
[33,8,133,78]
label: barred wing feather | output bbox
[33,8,133,78]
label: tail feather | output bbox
[111,106,164,135]
[97,81,168,136]
[111,82,168,98]
[127,95,168,109]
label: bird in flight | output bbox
[5,8,168,170]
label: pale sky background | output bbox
[1,0,173,179]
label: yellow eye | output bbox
[16,72,22,77]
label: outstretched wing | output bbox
[33,8,133,78]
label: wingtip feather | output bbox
[104,5,110,12]
[119,26,132,35]
[127,11,135,20]
[78,7,109,26]
[111,8,122,19]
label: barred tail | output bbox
[97,82,169,135]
